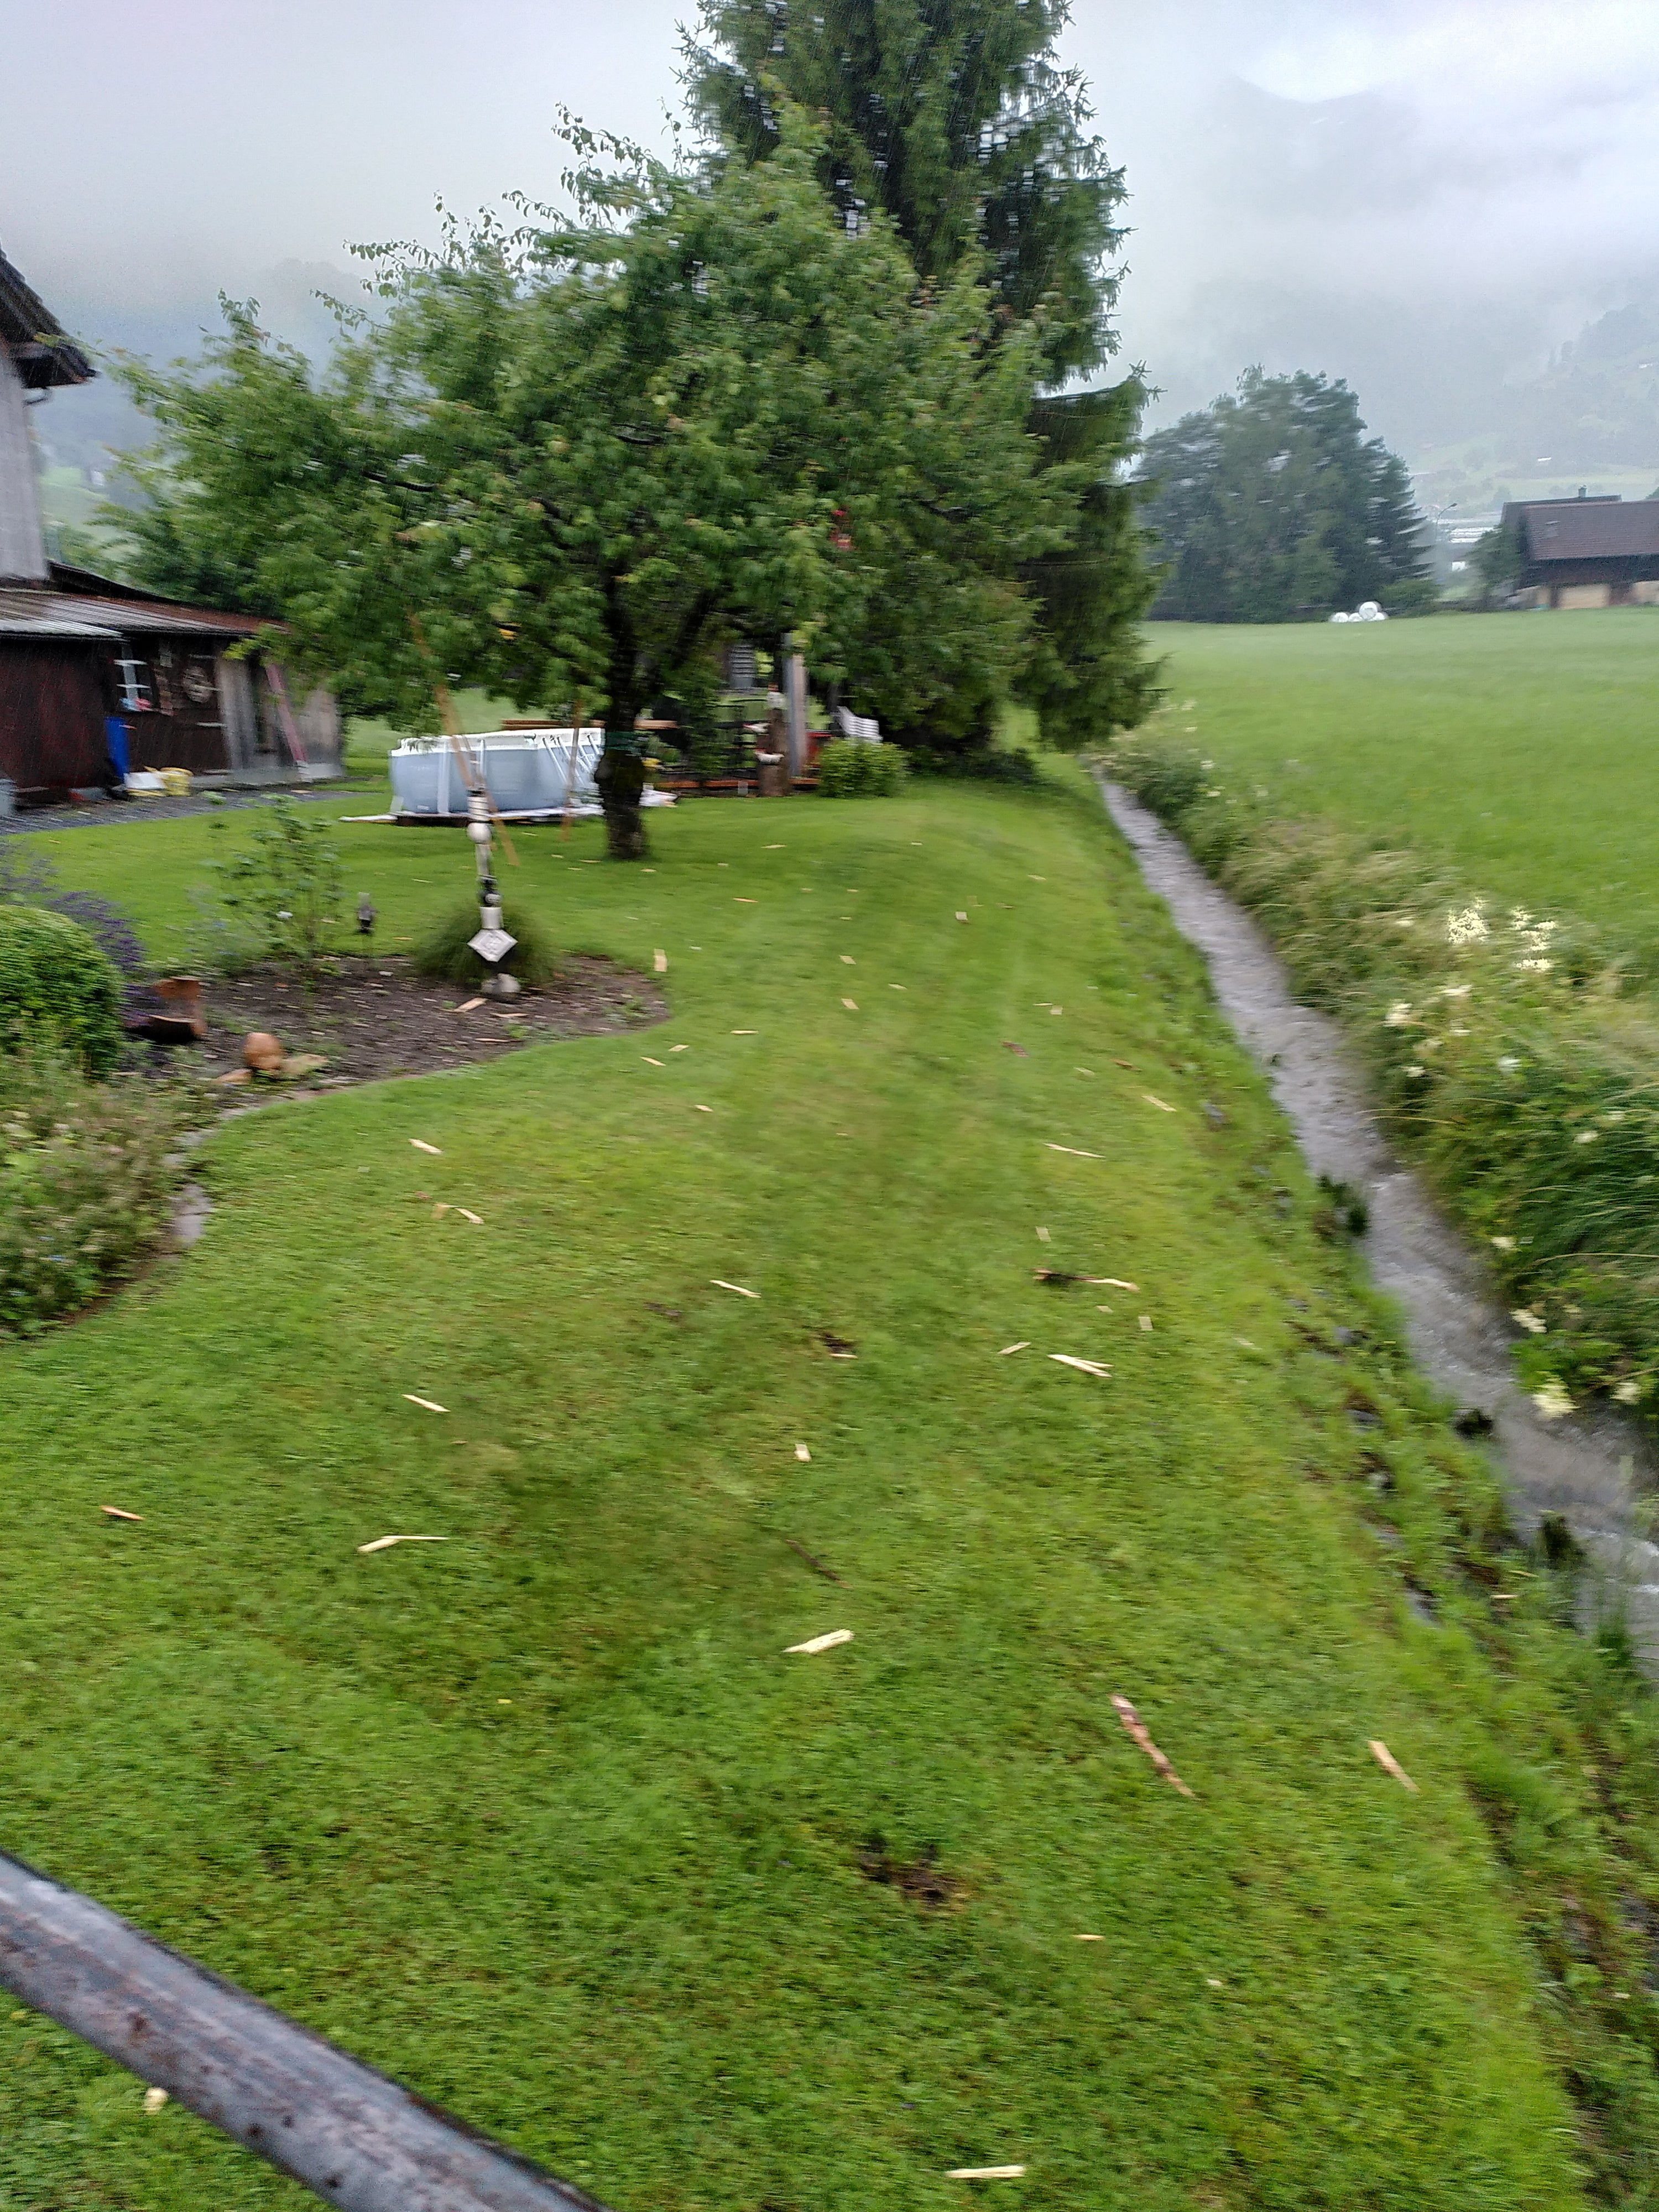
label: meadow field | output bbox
[6,773,1655,2206]
[1149,610,1659,959]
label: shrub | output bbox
[201,798,346,979]
[817,740,909,797]
[413,900,559,989]
[0,1041,202,1334]
[0,906,124,1075]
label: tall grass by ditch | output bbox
[1105,718,1659,1422]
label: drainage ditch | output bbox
[1102,778,1659,1661]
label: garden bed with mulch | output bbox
[177,953,666,1090]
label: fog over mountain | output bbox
[4,0,1656,489]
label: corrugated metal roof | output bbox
[39,592,263,638]
[1518,502,1659,562]
[0,615,119,640]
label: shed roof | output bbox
[0,615,120,640]
[45,565,267,638]
[0,246,94,389]
[1509,500,1659,564]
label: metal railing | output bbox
[0,1848,613,2212]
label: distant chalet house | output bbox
[0,242,340,806]
[1501,493,1659,611]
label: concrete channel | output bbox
[1101,778,1659,1664]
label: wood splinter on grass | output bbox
[712,1280,759,1298]
[432,1202,451,1217]
[410,1139,442,1155]
[402,1394,448,1413]
[1050,1354,1112,1379]
[1000,1341,1031,1355]
[643,1056,665,1067]
[654,950,668,973]
[795,1443,812,1462]
[457,1208,484,1225]
[450,998,484,1015]
[357,1535,447,1554]
[1111,1693,1194,1797]
[100,1505,144,1522]
[1046,1144,1098,1159]
[1142,1094,1176,1113]
[946,2167,1026,2181]
[785,1628,854,1654]
[1368,1739,1418,1793]
[842,998,858,1010]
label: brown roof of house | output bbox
[45,564,267,637]
[0,247,93,388]
[1511,500,1659,564]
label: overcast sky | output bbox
[4,0,1657,460]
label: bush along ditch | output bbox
[1104,715,1659,1428]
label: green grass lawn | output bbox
[1147,612,1659,957]
[1,775,1641,2208]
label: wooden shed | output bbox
[0,241,340,804]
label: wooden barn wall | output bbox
[118,634,231,775]
[0,641,108,794]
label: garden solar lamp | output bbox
[467,786,519,999]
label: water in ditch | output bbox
[1102,778,1659,1662]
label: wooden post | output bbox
[784,639,807,783]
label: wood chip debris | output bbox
[694,1103,712,1113]
[1074,1933,1103,1942]
[735,896,757,904]
[1000,1341,1031,1355]
[1049,1354,1112,1378]
[456,1208,483,1225]
[1368,1739,1418,1792]
[956,911,968,922]
[1139,1316,1152,1331]
[841,954,855,964]
[143,2088,169,2115]
[785,1628,854,1654]
[450,998,484,1014]
[100,1505,143,1522]
[643,1056,665,1066]
[1003,1041,1028,1056]
[1046,1144,1098,1159]
[795,1442,812,1461]
[947,2168,1026,2181]
[403,1394,448,1413]
[1111,1693,1195,1797]
[842,998,858,1010]
[432,1202,450,1217]
[1100,1278,1139,1291]
[1142,1094,1176,1113]
[732,1029,757,1034]
[1035,1227,1051,1243]
[654,950,668,972]
[784,1536,842,1583]
[669,1043,690,1052]
[712,1280,759,1298]
[357,1535,447,1554]
[410,1139,442,1155]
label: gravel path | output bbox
[0,783,377,836]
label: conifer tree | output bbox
[685,0,1157,745]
